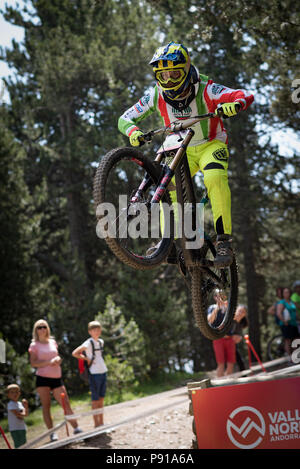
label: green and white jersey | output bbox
[118,68,254,149]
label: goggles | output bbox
[155,68,185,86]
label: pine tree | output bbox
[95,295,148,380]
[146,0,300,357]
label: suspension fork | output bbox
[130,172,153,203]
[130,128,195,205]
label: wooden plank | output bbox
[18,420,67,449]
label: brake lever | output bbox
[138,131,154,146]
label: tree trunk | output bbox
[231,139,262,358]
[59,109,93,285]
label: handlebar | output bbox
[138,103,241,145]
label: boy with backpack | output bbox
[72,321,108,427]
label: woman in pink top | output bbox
[28,319,82,441]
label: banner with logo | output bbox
[191,376,300,449]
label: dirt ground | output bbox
[66,401,194,450]
[41,387,196,450]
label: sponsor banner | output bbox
[191,376,300,449]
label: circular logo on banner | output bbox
[226,406,266,449]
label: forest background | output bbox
[0,0,299,417]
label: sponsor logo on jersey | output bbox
[171,105,192,119]
[212,148,229,161]
[211,84,226,95]
[134,103,143,114]
[139,94,150,107]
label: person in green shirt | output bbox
[291,280,300,319]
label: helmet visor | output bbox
[155,68,185,86]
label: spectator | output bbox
[28,319,82,441]
[291,280,300,320]
[276,287,300,357]
[72,321,108,427]
[6,384,28,448]
[267,286,283,326]
[207,291,236,377]
[231,305,248,371]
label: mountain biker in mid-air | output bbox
[118,42,254,268]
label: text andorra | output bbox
[268,409,300,441]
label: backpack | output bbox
[78,338,104,384]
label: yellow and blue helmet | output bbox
[149,42,192,100]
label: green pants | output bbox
[168,139,232,235]
[10,429,27,448]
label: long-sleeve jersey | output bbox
[118,68,254,149]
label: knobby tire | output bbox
[190,251,239,340]
[93,147,174,270]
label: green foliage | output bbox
[104,354,137,399]
[149,0,300,355]
[96,295,148,380]
[0,335,36,418]
[0,0,299,412]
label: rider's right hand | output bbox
[215,102,241,118]
[129,130,145,147]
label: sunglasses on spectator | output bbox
[37,325,47,330]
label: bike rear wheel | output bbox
[93,147,174,270]
[267,334,285,361]
[190,237,238,340]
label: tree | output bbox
[0,335,35,419]
[1,0,159,284]
[3,0,298,385]
[96,295,148,380]
[145,0,300,357]
[213,0,300,130]
[1,0,186,381]
[0,109,58,352]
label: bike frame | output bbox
[131,112,226,284]
[131,113,215,206]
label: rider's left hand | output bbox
[129,130,144,147]
[215,102,241,118]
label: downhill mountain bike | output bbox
[93,111,239,340]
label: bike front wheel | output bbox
[93,147,174,270]
[190,237,239,340]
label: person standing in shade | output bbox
[276,287,300,357]
[6,384,29,448]
[72,321,108,427]
[28,319,82,441]
[207,291,236,377]
[291,280,300,320]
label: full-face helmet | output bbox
[149,42,192,100]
